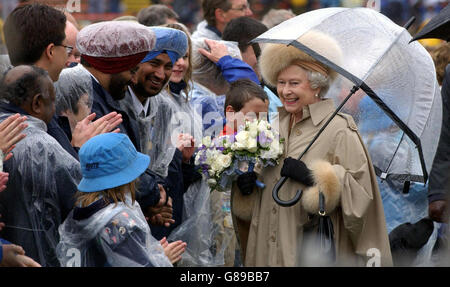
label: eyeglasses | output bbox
[58,44,74,55]
[229,3,250,12]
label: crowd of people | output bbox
[0,0,448,267]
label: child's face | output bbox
[226,98,269,132]
[239,98,269,121]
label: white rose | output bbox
[205,149,218,165]
[208,169,216,177]
[231,142,245,151]
[257,120,269,132]
[220,154,232,168]
[211,160,224,173]
[261,140,282,159]
[202,136,212,148]
[247,138,258,153]
[249,125,258,138]
[235,130,250,144]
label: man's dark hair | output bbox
[0,65,49,106]
[137,4,179,27]
[222,17,268,58]
[202,0,232,27]
[225,79,268,113]
[3,3,67,66]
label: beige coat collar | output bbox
[277,98,336,127]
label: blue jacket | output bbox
[90,78,161,209]
[216,55,260,85]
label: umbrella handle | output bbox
[272,176,303,207]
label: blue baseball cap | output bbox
[77,133,150,193]
[141,27,188,65]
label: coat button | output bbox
[296,129,302,136]
[271,235,276,242]
[272,207,277,214]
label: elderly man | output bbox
[77,21,175,227]
[0,65,82,267]
[192,0,253,40]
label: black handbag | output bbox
[317,191,336,264]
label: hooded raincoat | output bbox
[231,99,393,267]
[0,105,82,267]
[57,194,172,267]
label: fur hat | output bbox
[259,30,342,87]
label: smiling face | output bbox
[276,64,321,118]
[132,53,173,99]
[170,52,189,84]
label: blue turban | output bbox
[141,27,188,65]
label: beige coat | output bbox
[231,99,393,267]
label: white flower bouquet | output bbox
[195,119,284,191]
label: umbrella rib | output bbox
[289,40,429,183]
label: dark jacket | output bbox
[90,78,161,209]
[47,115,79,161]
[428,65,450,203]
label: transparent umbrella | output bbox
[252,7,442,206]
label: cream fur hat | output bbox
[259,30,343,87]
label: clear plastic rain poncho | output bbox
[54,65,93,116]
[254,7,442,184]
[0,114,82,267]
[161,88,203,149]
[119,91,176,178]
[57,194,172,267]
[191,38,242,93]
[168,180,233,266]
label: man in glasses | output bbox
[3,3,68,82]
[64,20,81,68]
[3,4,123,161]
[192,0,253,40]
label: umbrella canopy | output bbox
[411,4,450,42]
[254,7,442,185]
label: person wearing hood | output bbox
[232,31,392,267]
[57,133,186,267]
[0,65,82,266]
[0,113,40,267]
